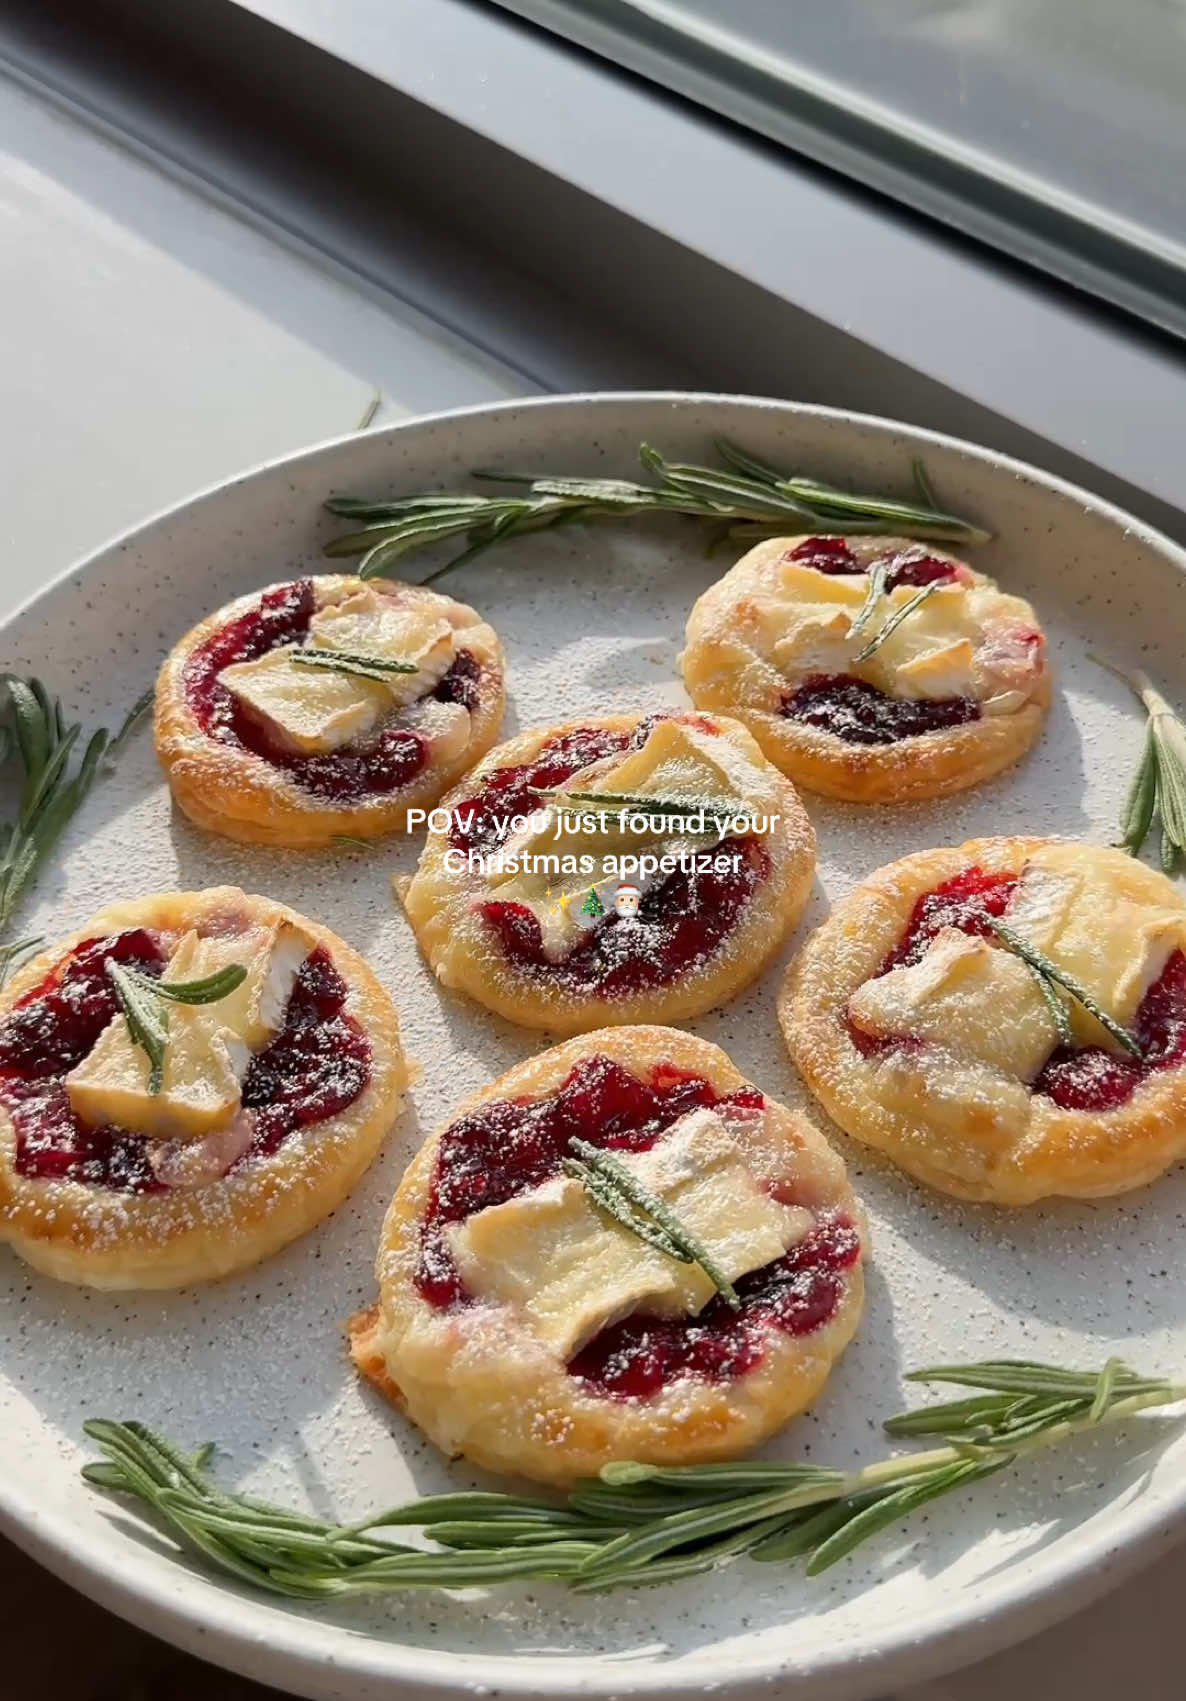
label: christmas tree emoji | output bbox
[580,887,604,918]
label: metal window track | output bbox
[2,0,1186,547]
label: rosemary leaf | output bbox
[986,917,1144,1058]
[122,963,248,1006]
[1028,954,1076,1047]
[107,960,168,1094]
[106,960,247,1092]
[1094,659,1186,871]
[567,1136,742,1308]
[292,649,417,682]
[804,1457,1007,1575]
[543,788,743,837]
[1119,721,1158,854]
[912,457,940,509]
[848,559,889,639]
[853,580,944,662]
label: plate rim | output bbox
[3,388,1186,1701]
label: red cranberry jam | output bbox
[451,716,770,993]
[782,674,979,746]
[416,1053,860,1396]
[0,935,370,1193]
[851,865,1186,1112]
[786,536,964,591]
[182,579,481,802]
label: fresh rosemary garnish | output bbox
[848,559,889,640]
[107,961,248,1095]
[852,580,944,663]
[562,1135,740,1306]
[1093,659,1186,874]
[323,440,989,585]
[82,1357,1185,1597]
[986,917,1144,1058]
[291,649,417,684]
[543,788,746,839]
[0,678,151,986]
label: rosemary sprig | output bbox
[0,678,150,986]
[291,649,417,684]
[82,1357,1185,1598]
[323,440,989,585]
[542,788,747,840]
[986,917,1143,1058]
[560,1156,689,1262]
[853,580,944,663]
[564,1136,741,1307]
[107,961,248,1095]
[1093,659,1186,874]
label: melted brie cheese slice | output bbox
[487,719,761,961]
[1015,845,1186,1050]
[761,560,1040,709]
[447,1107,809,1359]
[848,927,1059,1082]
[66,922,308,1140]
[219,590,456,756]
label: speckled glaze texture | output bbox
[3,394,1186,1701]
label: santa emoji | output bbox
[614,882,641,920]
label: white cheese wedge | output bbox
[761,561,1042,709]
[307,590,456,706]
[65,922,308,1140]
[219,647,389,755]
[1018,845,1186,1051]
[447,1107,809,1359]
[848,926,1059,1082]
[856,584,979,701]
[219,590,456,756]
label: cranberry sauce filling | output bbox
[415,1052,858,1394]
[883,867,1018,973]
[241,946,371,1155]
[182,579,481,802]
[850,866,1186,1113]
[1033,949,1186,1112]
[569,1215,861,1400]
[450,715,769,992]
[0,935,370,1194]
[0,930,167,1193]
[782,674,979,746]
[781,538,976,745]
[786,536,963,590]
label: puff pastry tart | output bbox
[680,535,1050,803]
[0,887,407,1288]
[783,837,1186,1204]
[400,710,816,1033]
[155,574,505,847]
[349,1026,864,1483]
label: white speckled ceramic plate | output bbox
[3,394,1186,1701]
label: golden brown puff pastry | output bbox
[399,710,817,1035]
[0,887,408,1288]
[348,1025,864,1484]
[782,837,1186,1204]
[155,574,505,848]
[680,535,1051,803]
